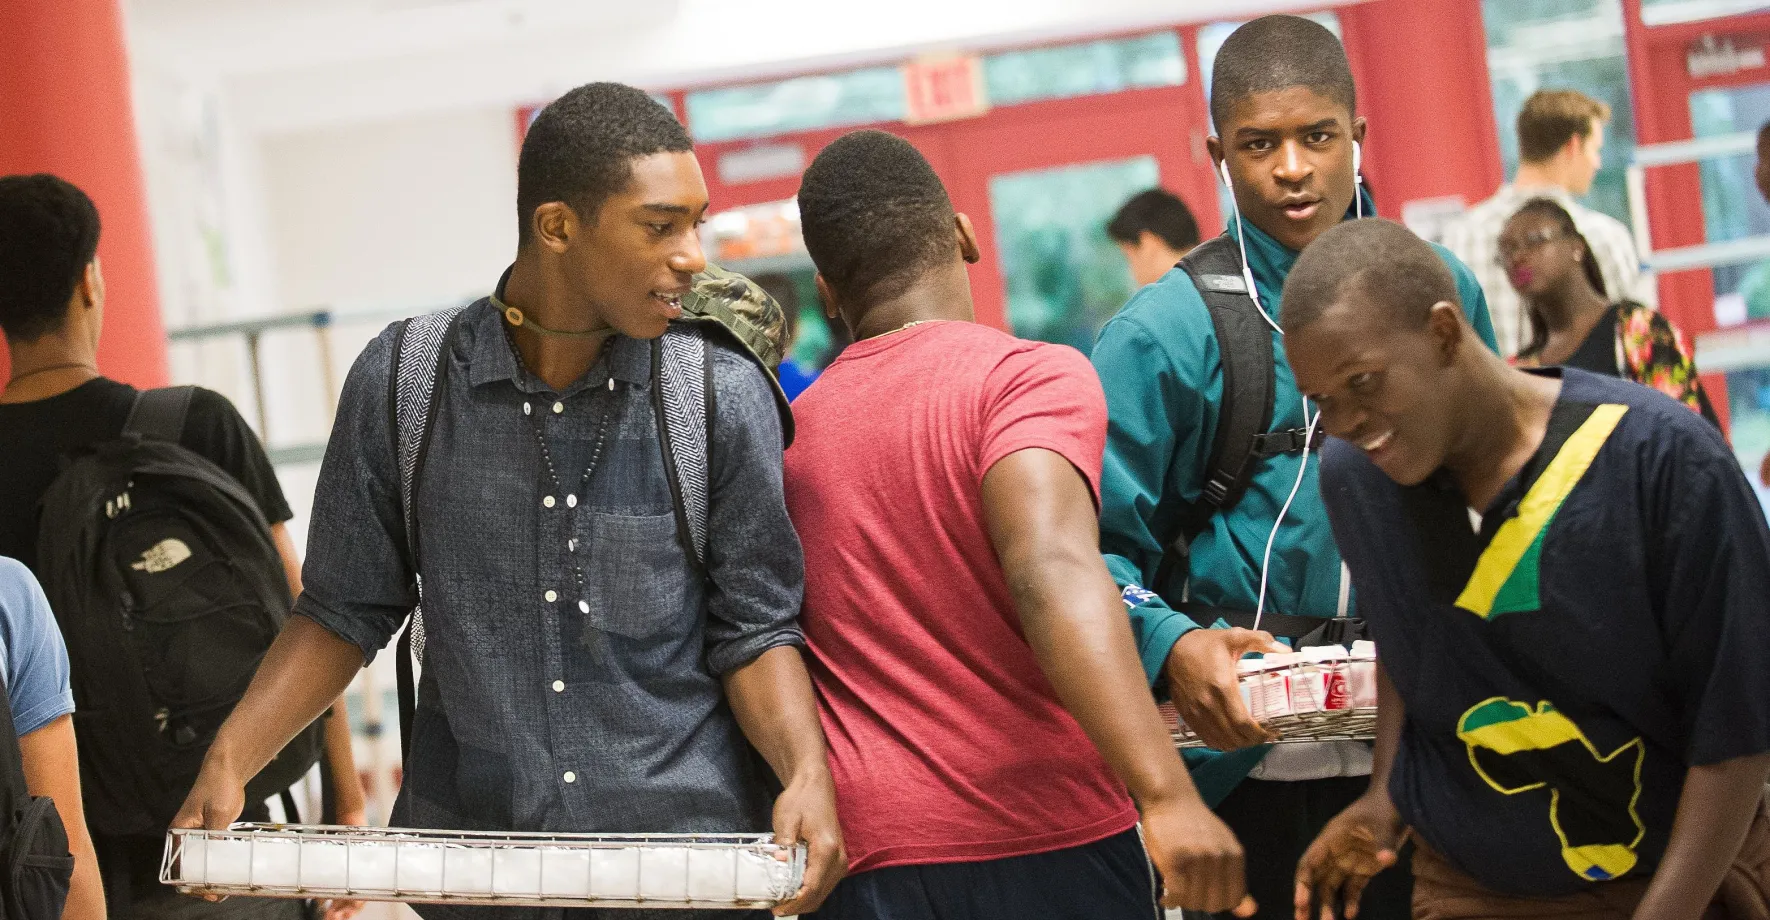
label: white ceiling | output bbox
[124,0,1351,135]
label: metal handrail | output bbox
[1626,131,1770,275]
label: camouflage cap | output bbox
[676,262,795,445]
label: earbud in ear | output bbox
[1219,160,1232,186]
[1353,141,1363,177]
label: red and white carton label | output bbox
[1322,663,1351,710]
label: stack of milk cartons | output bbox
[1234,641,1378,721]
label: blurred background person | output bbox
[1106,187,1201,288]
[1442,89,1652,358]
[1502,197,1718,426]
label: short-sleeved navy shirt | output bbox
[1320,368,1770,897]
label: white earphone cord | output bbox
[1216,144,1356,631]
[1254,399,1319,632]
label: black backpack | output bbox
[0,667,73,920]
[32,387,324,838]
[1156,236,1359,644]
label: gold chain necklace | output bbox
[872,319,939,339]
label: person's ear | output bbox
[1352,117,1368,147]
[954,213,981,264]
[1426,301,1464,364]
[1561,133,1585,165]
[81,258,104,310]
[531,202,576,254]
[1206,135,1226,184]
[814,274,840,320]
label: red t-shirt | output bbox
[784,321,1138,873]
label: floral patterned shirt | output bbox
[1516,301,1719,428]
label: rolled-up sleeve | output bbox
[702,346,806,675]
[293,324,418,664]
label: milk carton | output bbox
[1297,647,1351,712]
[1349,641,1378,708]
[1238,653,1303,720]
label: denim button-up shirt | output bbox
[297,301,804,854]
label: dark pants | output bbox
[809,828,1158,920]
[1207,777,1412,920]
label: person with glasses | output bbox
[1498,198,1717,427]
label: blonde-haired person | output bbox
[1442,89,1654,358]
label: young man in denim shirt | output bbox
[175,83,844,919]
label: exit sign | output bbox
[903,54,990,125]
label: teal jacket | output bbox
[1092,196,1498,804]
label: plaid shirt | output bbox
[1440,184,1654,358]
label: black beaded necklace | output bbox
[507,329,623,614]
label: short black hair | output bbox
[1281,218,1458,336]
[1210,15,1357,132]
[516,82,692,243]
[1106,188,1200,252]
[0,174,101,343]
[798,130,956,307]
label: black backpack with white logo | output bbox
[32,386,323,838]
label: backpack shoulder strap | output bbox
[388,304,467,763]
[390,306,470,564]
[652,326,710,570]
[0,674,26,829]
[123,386,197,443]
[1155,235,1278,590]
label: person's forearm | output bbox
[64,839,104,920]
[1014,550,1198,806]
[722,645,831,786]
[324,695,366,820]
[1631,753,1770,920]
[210,616,365,781]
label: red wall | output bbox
[692,2,1504,330]
[1619,1,1770,431]
[0,0,167,388]
[1340,0,1507,221]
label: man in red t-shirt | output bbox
[785,129,1254,919]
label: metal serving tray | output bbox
[162,824,805,910]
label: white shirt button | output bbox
[523,402,532,416]
[578,600,589,614]
[566,494,578,508]
[562,771,577,784]
[543,495,556,508]
[544,590,558,603]
[552,680,565,693]
[553,402,564,414]
[568,539,577,552]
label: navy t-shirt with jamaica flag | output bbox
[1319,367,1770,897]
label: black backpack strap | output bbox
[387,305,469,763]
[122,386,197,443]
[1154,235,1279,592]
[0,675,28,831]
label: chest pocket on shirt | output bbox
[577,511,693,642]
